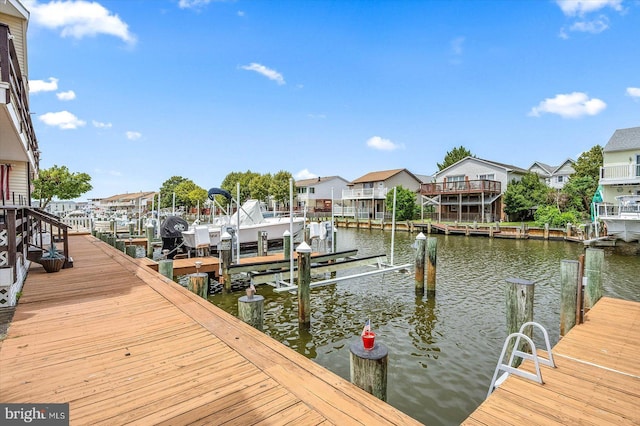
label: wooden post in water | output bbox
[146,223,154,258]
[414,233,426,296]
[220,231,233,293]
[188,273,208,299]
[297,242,312,326]
[158,259,173,280]
[544,223,550,240]
[350,341,388,401]
[489,224,494,238]
[238,290,264,331]
[427,222,431,234]
[283,230,291,261]
[257,231,268,257]
[115,240,125,252]
[125,244,137,258]
[505,278,534,365]
[584,248,604,311]
[426,237,437,297]
[560,260,580,337]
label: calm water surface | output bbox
[208,229,640,425]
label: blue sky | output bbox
[23,0,640,200]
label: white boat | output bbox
[182,199,305,250]
[598,195,640,243]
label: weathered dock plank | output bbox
[463,297,640,425]
[0,234,422,425]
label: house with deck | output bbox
[420,157,529,222]
[528,159,575,190]
[99,191,157,217]
[595,126,640,242]
[1,0,70,307]
[295,176,349,212]
[337,169,423,219]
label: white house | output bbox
[528,159,575,190]
[295,176,350,212]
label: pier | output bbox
[463,297,640,425]
[0,234,421,424]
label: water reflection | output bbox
[208,228,640,425]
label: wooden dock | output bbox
[463,297,640,425]
[0,234,421,425]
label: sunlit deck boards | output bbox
[463,297,640,425]
[0,235,421,425]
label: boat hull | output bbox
[602,217,640,243]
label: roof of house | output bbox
[438,157,529,176]
[295,176,348,187]
[350,168,423,184]
[529,159,575,175]
[604,127,640,152]
[101,191,157,202]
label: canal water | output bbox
[207,229,640,425]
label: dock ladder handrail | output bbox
[487,321,556,398]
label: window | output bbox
[478,174,495,181]
[309,188,315,194]
[363,182,374,189]
[557,175,564,183]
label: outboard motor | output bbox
[160,216,189,259]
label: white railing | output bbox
[600,163,640,181]
[595,200,640,219]
[332,206,385,220]
[342,188,388,199]
[60,215,92,232]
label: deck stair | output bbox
[487,321,556,398]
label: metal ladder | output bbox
[487,321,556,398]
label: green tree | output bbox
[437,146,474,171]
[159,176,191,208]
[33,165,92,209]
[250,173,272,202]
[221,170,259,202]
[187,187,208,209]
[270,170,294,207]
[385,186,418,220]
[173,180,206,208]
[534,205,580,228]
[503,172,550,221]
[572,145,603,179]
[560,145,603,218]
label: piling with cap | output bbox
[426,237,437,297]
[158,254,174,280]
[258,230,268,257]
[283,230,291,260]
[297,241,312,326]
[414,233,426,295]
[146,222,155,258]
[349,340,388,401]
[220,231,233,293]
[125,244,137,258]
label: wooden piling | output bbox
[220,232,233,293]
[125,244,137,258]
[426,237,437,297]
[349,341,388,401]
[238,294,264,331]
[158,259,173,280]
[283,230,291,261]
[257,230,268,257]
[505,278,534,364]
[465,225,470,236]
[188,272,209,299]
[145,223,154,258]
[544,223,550,240]
[584,248,604,311]
[297,242,312,326]
[427,222,431,234]
[560,260,580,337]
[414,233,426,296]
[489,225,494,238]
[115,240,125,252]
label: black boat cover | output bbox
[160,216,189,238]
[208,187,232,201]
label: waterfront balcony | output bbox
[420,179,501,196]
[599,163,640,185]
[0,23,39,168]
[342,188,388,200]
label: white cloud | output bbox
[450,36,465,56]
[240,63,285,85]
[366,136,404,151]
[295,169,318,180]
[25,0,136,45]
[556,0,623,16]
[178,0,214,8]
[237,10,245,17]
[29,77,59,93]
[626,87,640,98]
[39,110,86,129]
[528,92,606,119]
[92,120,112,128]
[56,90,76,101]
[307,113,326,119]
[126,131,142,140]
[569,16,610,33]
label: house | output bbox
[420,157,529,222]
[528,159,575,190]
[295,176,349,212]
[595,127,640,242]
[338,169,423,219]
[99,191,158,216]
[1,1,65,307]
